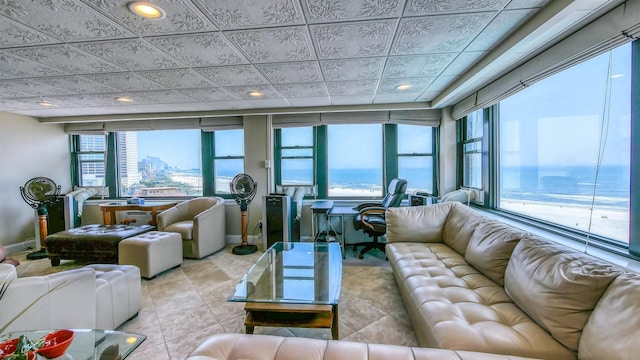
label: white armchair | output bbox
[157,197,226,259]
[0,263,141,333]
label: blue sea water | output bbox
[501,165,629,207]
[214,164,629,207]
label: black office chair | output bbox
[352,178,407,259]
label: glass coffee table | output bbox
[1,329,145,359]
[229,242,342,339]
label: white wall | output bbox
[0,112,71,248]
[439,107,457,195]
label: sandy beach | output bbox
[500,199,628,243]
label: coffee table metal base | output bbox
[244,302,339,340]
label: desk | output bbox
[311,200,333,241]
[1,329,146,359]
[99,201,177,226]
[328,206,359,259]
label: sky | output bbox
[499,43,631,167]
[137,129,202,169]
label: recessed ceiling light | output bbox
[38,101,55,107]
[116,96,133,103]
[248,91,263,97]
[127,1,166,19]
[395,84,413,91]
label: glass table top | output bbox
[1,329,145,360]
[229,242,342,305]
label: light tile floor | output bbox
[14,244,418,360]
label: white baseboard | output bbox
[5,238,36,255]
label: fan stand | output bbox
[26,204,49,260]
[232,201,257,255]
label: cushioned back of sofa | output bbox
[464,221,525,286]
[504,235,623,353]
[385,203,453,243]
[442,203,485,256]
[578,272,640,360]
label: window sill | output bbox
[475,207,640,273]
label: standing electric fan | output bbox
[230,173,258,255]
[19,177,61,259]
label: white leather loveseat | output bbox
[383,202,640,360]
[0,263,141,333]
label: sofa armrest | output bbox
[0,268,97,332]
[192,200,226,256]
[385,203,454,243]
[353,202,382,211]
[356,206,387,231]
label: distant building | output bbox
[118,132,140,188]
[139,156,169,179]
[139,187,187,197]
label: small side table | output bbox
[328,206,359,259]
[311,200,334,241]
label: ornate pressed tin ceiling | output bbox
[0,0,614,118]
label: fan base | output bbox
[232,244,258,255]
[26,249,48,260]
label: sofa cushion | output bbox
[164,220,194,240]
[386,203,453,244]
[578,272,640,360]
[442,204,485,256]
[465,221,525,286]
[504,235,623,353]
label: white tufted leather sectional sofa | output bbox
[187,333,534,360]
[383,202,639,360]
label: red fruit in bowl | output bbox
[0,338,19,356]
[34,330,74,359]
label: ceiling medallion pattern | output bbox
[0,0,555,116]
[321,58,385,81]
[393,13,493,54]
[303,0,403,21]
[274,82,328,98]
[312,20,395,59]
[407,0,508,15]
[146,33,248,66]
[197,0,303,29]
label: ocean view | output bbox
[165,164,629,242]
[170,165,629,208]
[501,165,629,208]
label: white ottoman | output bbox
[119,231,183,279]
[83,264,142,330]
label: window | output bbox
[397,124,434,194]
[118,129,203,197]
[76,135,106,186]
[274,123,437,199]
[497,44,631,244]
[462,109,483,189]
[327,124,383,197]
[280,127,314,185]
[213,129,245,195]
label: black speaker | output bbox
[47,199,66,234]
[262,195,292,249]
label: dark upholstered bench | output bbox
[45,224,154,266]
